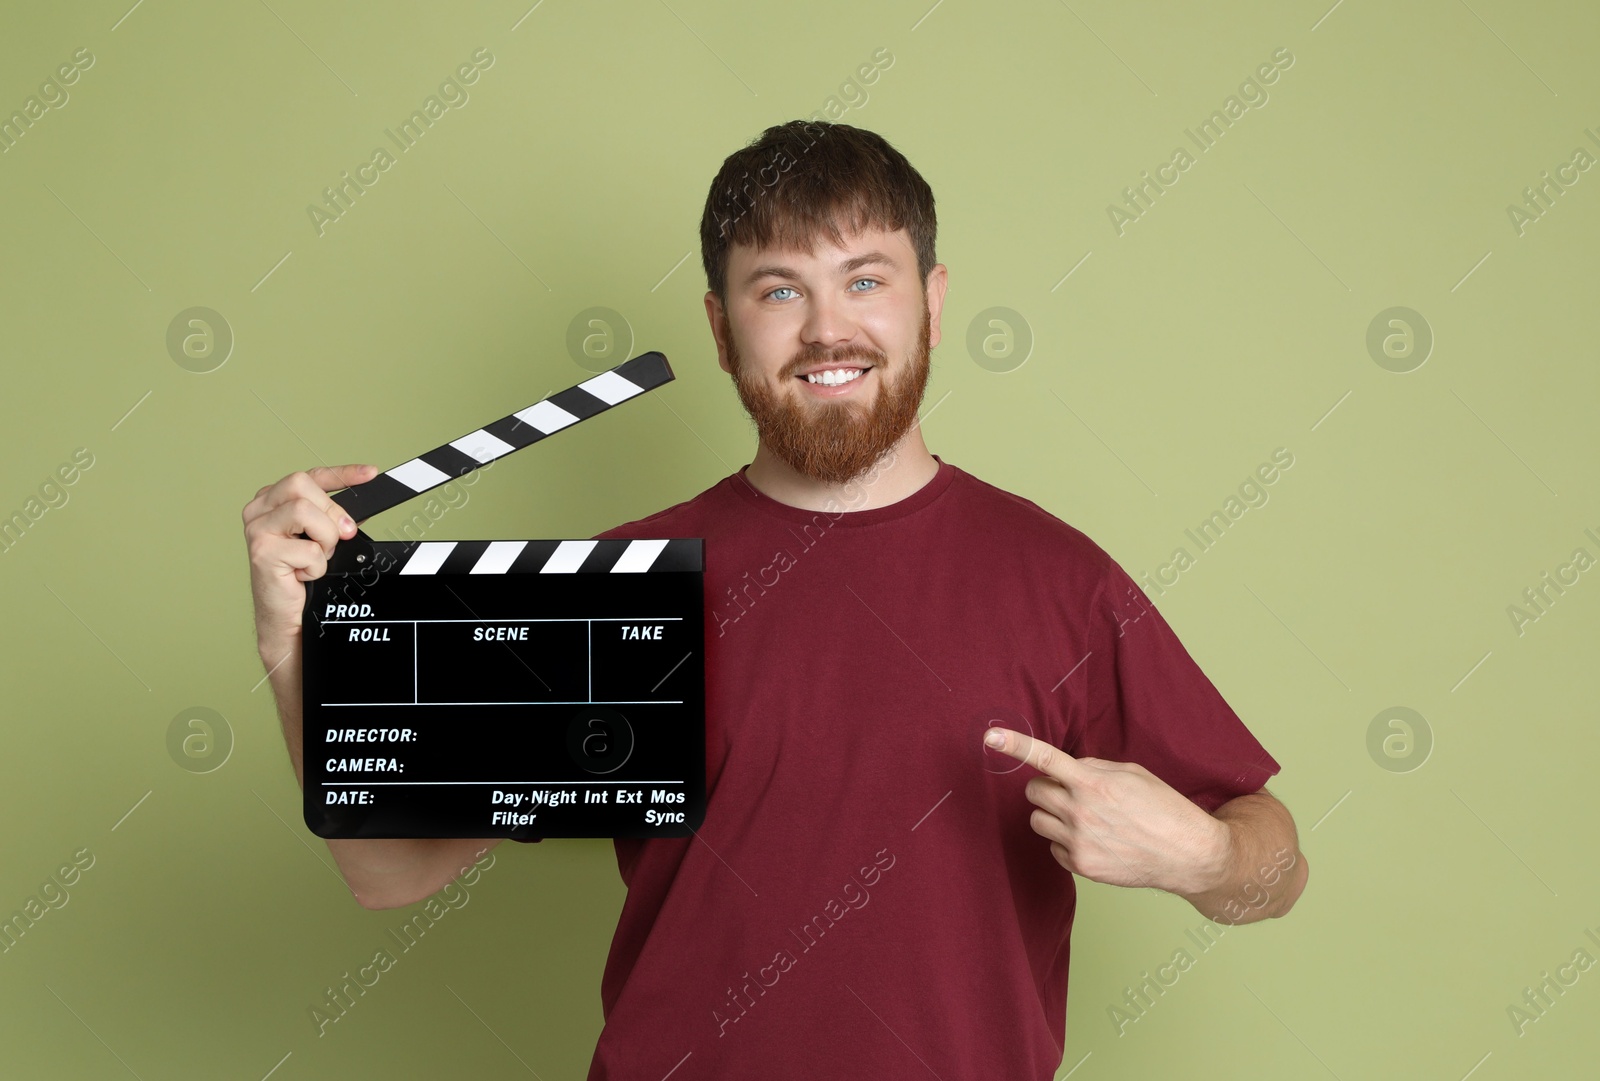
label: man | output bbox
[243,120,1307,1079]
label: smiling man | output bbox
[244,119,1306,1080]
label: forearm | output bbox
[1178,791,1307,925]
[258,637,498,909]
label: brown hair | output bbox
[699,120,937,307]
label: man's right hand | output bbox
[242,464,378,661]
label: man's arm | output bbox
[1176,787,1308,925]
[981,729,1307,923]
[245,466,503,911]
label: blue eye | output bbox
[767,286,797,301]
[850,278,879,291]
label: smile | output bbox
[798,366,870,387]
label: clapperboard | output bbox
[301,351,705,840]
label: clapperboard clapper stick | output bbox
[323,350,673,572]
[300,351,706,841]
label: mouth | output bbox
[795,365,874,394]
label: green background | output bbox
[2,0,1596,1077]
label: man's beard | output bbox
[723,302,932,485]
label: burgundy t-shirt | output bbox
[518,455,1280,1079]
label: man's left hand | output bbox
[982,726,1228,897]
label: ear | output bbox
[704,290,733,375]
[924,264,949,351]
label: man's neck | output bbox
[741,431,941,512]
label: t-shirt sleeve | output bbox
[1074,554,1281,814]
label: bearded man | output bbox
[242,119,1306,1080]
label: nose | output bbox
[799,289,860,356]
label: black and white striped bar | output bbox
[332,351,674,521]
[390,538,702,576]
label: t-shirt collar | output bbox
[729,454,957,527]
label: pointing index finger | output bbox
[983,726,1080,780]
[306,463,378,494]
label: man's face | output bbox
[707,224,946,485]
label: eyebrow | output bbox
[741,251,901,290]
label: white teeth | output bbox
[805,368,865,386]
